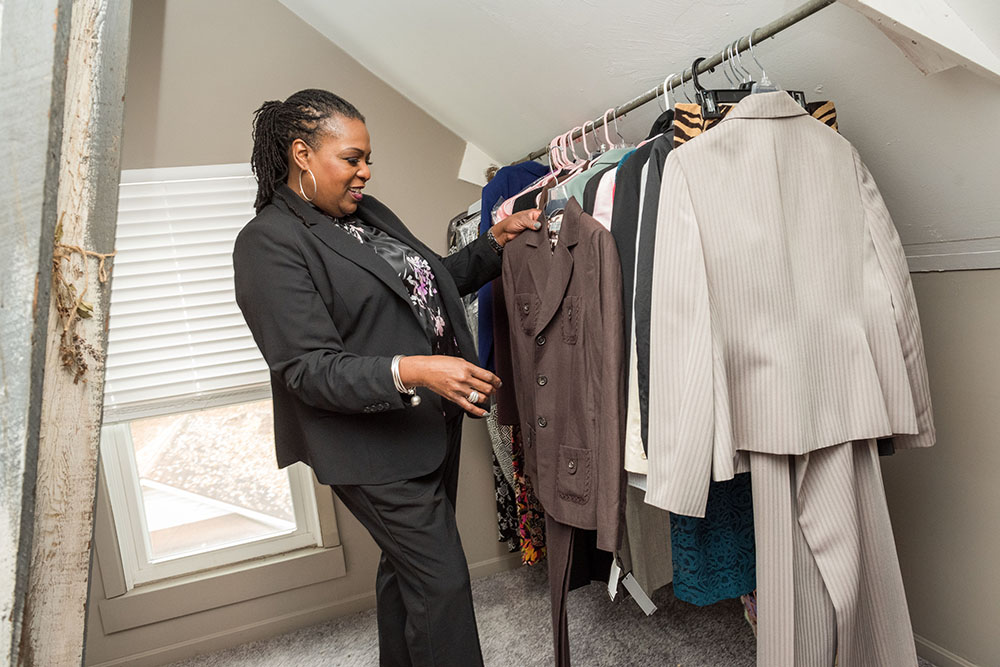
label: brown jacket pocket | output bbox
[557,445,592,505]
[561,295,581,344]
[514,293,539,335]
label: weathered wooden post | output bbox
[2,1,131,664]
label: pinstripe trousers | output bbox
[751,440,918,667]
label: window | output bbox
[100,164,323,588]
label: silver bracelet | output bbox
[391,355,407,392]
[391,355,421,407]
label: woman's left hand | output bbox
[490,209,541,246]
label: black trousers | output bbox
[332,415,483,667]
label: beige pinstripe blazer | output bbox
[646,92,934,517]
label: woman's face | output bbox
[292,116,372,218]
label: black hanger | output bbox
[692,57,753,120]
[692,57,808,119]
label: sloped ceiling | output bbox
[278,0,1000,253]
[279,0,826,162]
[278,0,999,165]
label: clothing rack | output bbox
[511,0,837,165]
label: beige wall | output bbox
[86,1,1000,666]
[882,269,1000,667]
[85,1,512,665]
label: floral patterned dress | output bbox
[335,217,457,356]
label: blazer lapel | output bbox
[531,199,582,334]
[274,186,478,363]
[273,186,411,306]
[354,196,478,362]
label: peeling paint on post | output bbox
[2,0,130,664]
[18,1,131,665]
[0,1,73,665]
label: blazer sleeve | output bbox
[645,153,718,518]
[853,149,935,449]
[438,232,503,297]
[596,230,627,552]
[233,219,406,415]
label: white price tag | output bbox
[621,573,657,616]
[607,559,622,601]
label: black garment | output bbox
[512,186,543,214]
[608,132,673,453]
[332,415,483,667]
[233,184,501,485]
[581,164,616,215]
[610,139,659,360]
[568,529,613,590]
[635,134,674,451]
[646,109,674,140]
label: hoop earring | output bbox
[298,168,317,202]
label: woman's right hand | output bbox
[397,355,500,417]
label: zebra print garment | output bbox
[672,99,838,147]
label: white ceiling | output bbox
[279,0,826,162]
[277,0,1000,165]
[277,0,1000,252]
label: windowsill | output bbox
[98,545,345,634]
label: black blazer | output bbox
[233,184,501,485]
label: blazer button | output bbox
[537,416,547,428]
[537,375,548,386]
[536,334,546,346]
[522,304,530,313]
[567,459,577,474]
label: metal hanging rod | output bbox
[512,0,836,164]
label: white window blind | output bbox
[104,163,269,422]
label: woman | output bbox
[233,89,540,666]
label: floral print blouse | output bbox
[335,217,458,356]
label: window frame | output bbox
[99,390,324,588]
[96,162,339,593]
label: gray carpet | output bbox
[169,565,937,666]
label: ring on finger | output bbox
[467,390,480,404]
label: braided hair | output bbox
[250,89,366,212]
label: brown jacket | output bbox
[495,198,625,552]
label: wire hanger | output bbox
[566,126,583,165]
[732,40,755,86]
[611,109,628,148]
[719,44,737,87]
[744,31,807,107]
[668,73,682,107]
[580,120,593,159]
[748,31,778,94]
[644,72,678,139]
